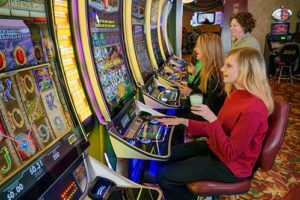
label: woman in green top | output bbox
[187,58,202,86]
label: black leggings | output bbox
[157,141,246,200]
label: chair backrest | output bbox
[258,97,289,171]
[279,43,299,64]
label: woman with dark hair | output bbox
[230,12,260,51]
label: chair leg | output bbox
[289,66,293,84]
[278,65,283,84]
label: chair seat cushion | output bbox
[186,179,251,195]
[275,60,284,65]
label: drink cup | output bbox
[190,94,203,106]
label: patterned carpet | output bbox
[222,78,300,200]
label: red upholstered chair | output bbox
[186,97,289,200]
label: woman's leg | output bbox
[163,141,209,164]
[157,142,244,200]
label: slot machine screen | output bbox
[132,25,154,83]
[151,27,164,67]
[88,0,135,118]
[150,0,164,67]
[0,1,88,198]
[271,23,290,35]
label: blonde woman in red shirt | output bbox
[157,48,274,200]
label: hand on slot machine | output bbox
[156,117,188,127]
[187,63,197,75]
[173,81,192,96]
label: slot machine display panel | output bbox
[267,22,293,47]
[150,0,164,68]
[0,1,89,199]
[132,24,154,83]
[131,0,155,84]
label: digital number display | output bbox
[0,159,46,200]
[0,130,87,200]
[5,182,24,200]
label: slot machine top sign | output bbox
[272,5,292,22]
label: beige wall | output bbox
[248,0,300,54]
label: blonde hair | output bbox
[225,48,274,114]
[195,33,224,94]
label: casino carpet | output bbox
[221,78,300,200]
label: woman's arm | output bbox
[185,119,209,136]
[204,112,266,161]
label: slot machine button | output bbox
[161,97,168,102]
[150,119,158,125]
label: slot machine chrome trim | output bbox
[77,0,112,123]
[157,0,166,61]
[145,0,159,70]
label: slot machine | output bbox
[124,0,182,110]
[160,0,187,69]
[267,22,293,51]
[146,0,187,86]
[266,22,294,77]
[76,0,174,166]
[160,0,172,61]
[0,1,162,199]
[156,0,188,83]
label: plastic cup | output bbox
[190,94,203,106]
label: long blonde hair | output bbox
[195,33,224,94]
[225,48,274,114]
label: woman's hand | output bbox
[179,85,193,96]
[157,117,188,126]
[172,81,192,96]
[191,104,217,123]
[187,64,197,75]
